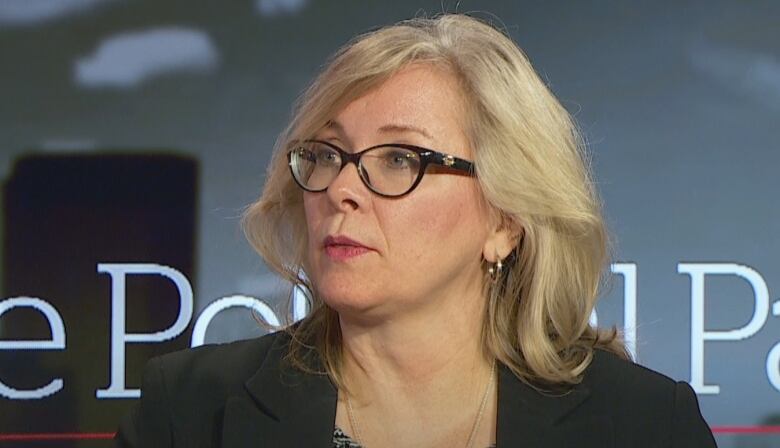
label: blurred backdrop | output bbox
[0,0,778,447]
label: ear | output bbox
[482,213,523,263]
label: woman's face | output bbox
[303,64,497,321]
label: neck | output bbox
[338,287,492,401]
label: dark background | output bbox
[1,1,778,446]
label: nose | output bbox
[325,161,370,212]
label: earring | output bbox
[488,256,503,283]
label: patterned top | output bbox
[333,426,497,448]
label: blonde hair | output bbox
[243,13,628,390]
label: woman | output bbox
[116,14,717,448]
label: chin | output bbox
[320,287,371,310]
[317,284,385,318]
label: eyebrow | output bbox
[324,120,433,141]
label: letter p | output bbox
[96,263,193,398]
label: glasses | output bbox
[287,140,475,197]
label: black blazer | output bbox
[115,329,717,447]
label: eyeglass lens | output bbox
[290,141,422,196]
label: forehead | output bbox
[325,64,471,153]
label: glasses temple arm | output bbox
[429,152,475,175]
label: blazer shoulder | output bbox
[115,329,293,447]
[584,349,688,412]
[581,349,716,446]
[153,328,292,398]
[587,349,679,392]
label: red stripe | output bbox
[712,426,780,434]
[0,432,116,441]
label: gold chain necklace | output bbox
[345,361,497,448]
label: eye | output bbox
[294,147,316,162]
[382,149,418,169]
[313,146,340,166]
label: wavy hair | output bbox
[242,13,628,390]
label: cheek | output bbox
[413,204,460,233]
[384,186,483,259]
[303,193,325,231]
[302,195,324,260]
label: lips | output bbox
[323,235,371,249]
[323,235,373,260]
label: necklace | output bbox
[345,360,497,448]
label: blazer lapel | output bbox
[220,333,338,448]
[497,363,613,447]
